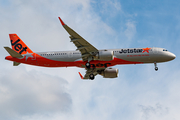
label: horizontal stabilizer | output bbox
[13,62,21,66]
[4,47,23,58]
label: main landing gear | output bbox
[86,62,95,80]
[86,62,91,69]
[89,74,95,80]
[154,62,158,71]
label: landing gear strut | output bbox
[154,62,158,71]
[89,74,95,80]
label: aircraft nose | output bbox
[168,53,176,60]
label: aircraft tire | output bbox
[86,62,91,69]
[155,67,158,71]
[89,74,94,80]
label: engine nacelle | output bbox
[101,68,118,78]
[95,50,114,61]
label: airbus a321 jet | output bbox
[4,17,176,80]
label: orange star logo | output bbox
[142,47,151,53]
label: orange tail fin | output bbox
[9,34,33,54]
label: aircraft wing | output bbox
[58,17,98,61]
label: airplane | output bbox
[4,17,176,80]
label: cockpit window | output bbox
[163,49,168,51]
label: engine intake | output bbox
[95,50,114,61]
[101,68,118,78]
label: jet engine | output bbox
[95,50,114,61]
[100,68,118,78]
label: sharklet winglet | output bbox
[78,72,84,79]
[58,17,65,26]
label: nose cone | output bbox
[170,53,176,60]
[167,52,176,61]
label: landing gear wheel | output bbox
[89,74,95,80]
[155,67,158,71]
[154,62,158,71]
[86,62,91,69]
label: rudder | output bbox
[9,34,33,54]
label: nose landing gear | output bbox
[154,62,158,71]
[155,67,158,71]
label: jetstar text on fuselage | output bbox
[119,48,151,54]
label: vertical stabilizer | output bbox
[9,34,33,54]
